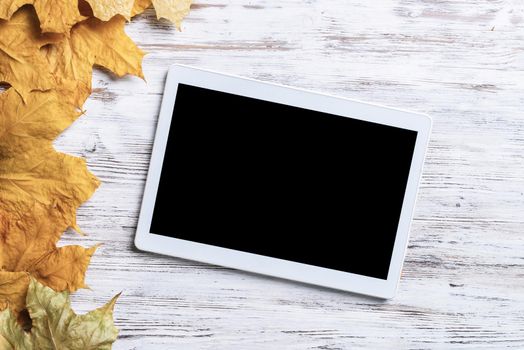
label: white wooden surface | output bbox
[55,0,524,348]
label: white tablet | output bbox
[135,65,431,299]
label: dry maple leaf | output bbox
[40,38,93,109]
[0,279,119,350]
[0,89,80,158]
[0,144,99,224]
[0,203,98,314]
[131,0,152,16]
[0,271,29,314]
[0,7,61,101]
[84,0,135,21]
[0,0,85,33]
[152,0,192,29]
[73,16,145,79]
[43,14,145,107]
[1,7,144,108]
[84,0,190,28]
[0,204,69,272]
[0,88,98,228]
[29,244,98,292]
[86,0,152,19]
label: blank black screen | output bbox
[150,83,417,280]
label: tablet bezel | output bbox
[135,64,431,299]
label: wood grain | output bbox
[54,0,524,348]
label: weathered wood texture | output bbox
[55,0,524,348]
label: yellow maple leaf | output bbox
[152,0,192,29]
[0,7,61,101]
[41,37,92,108]
[0,271,29,314]
[0,147,100,230]
[0,89,80,158]
[43,14,145,107]
[0,88,99,229]
[131,0,152,17]
[0,0,85,33]
[0,204,67,272]
[83,0,189,26]
[1,7,144,108]
[0,203,98,314]
[73,16,145,79]
[84,0,135,21]
[29,244,98,292]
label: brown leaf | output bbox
[78,0,94,17]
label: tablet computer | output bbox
[135,65,431,298]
